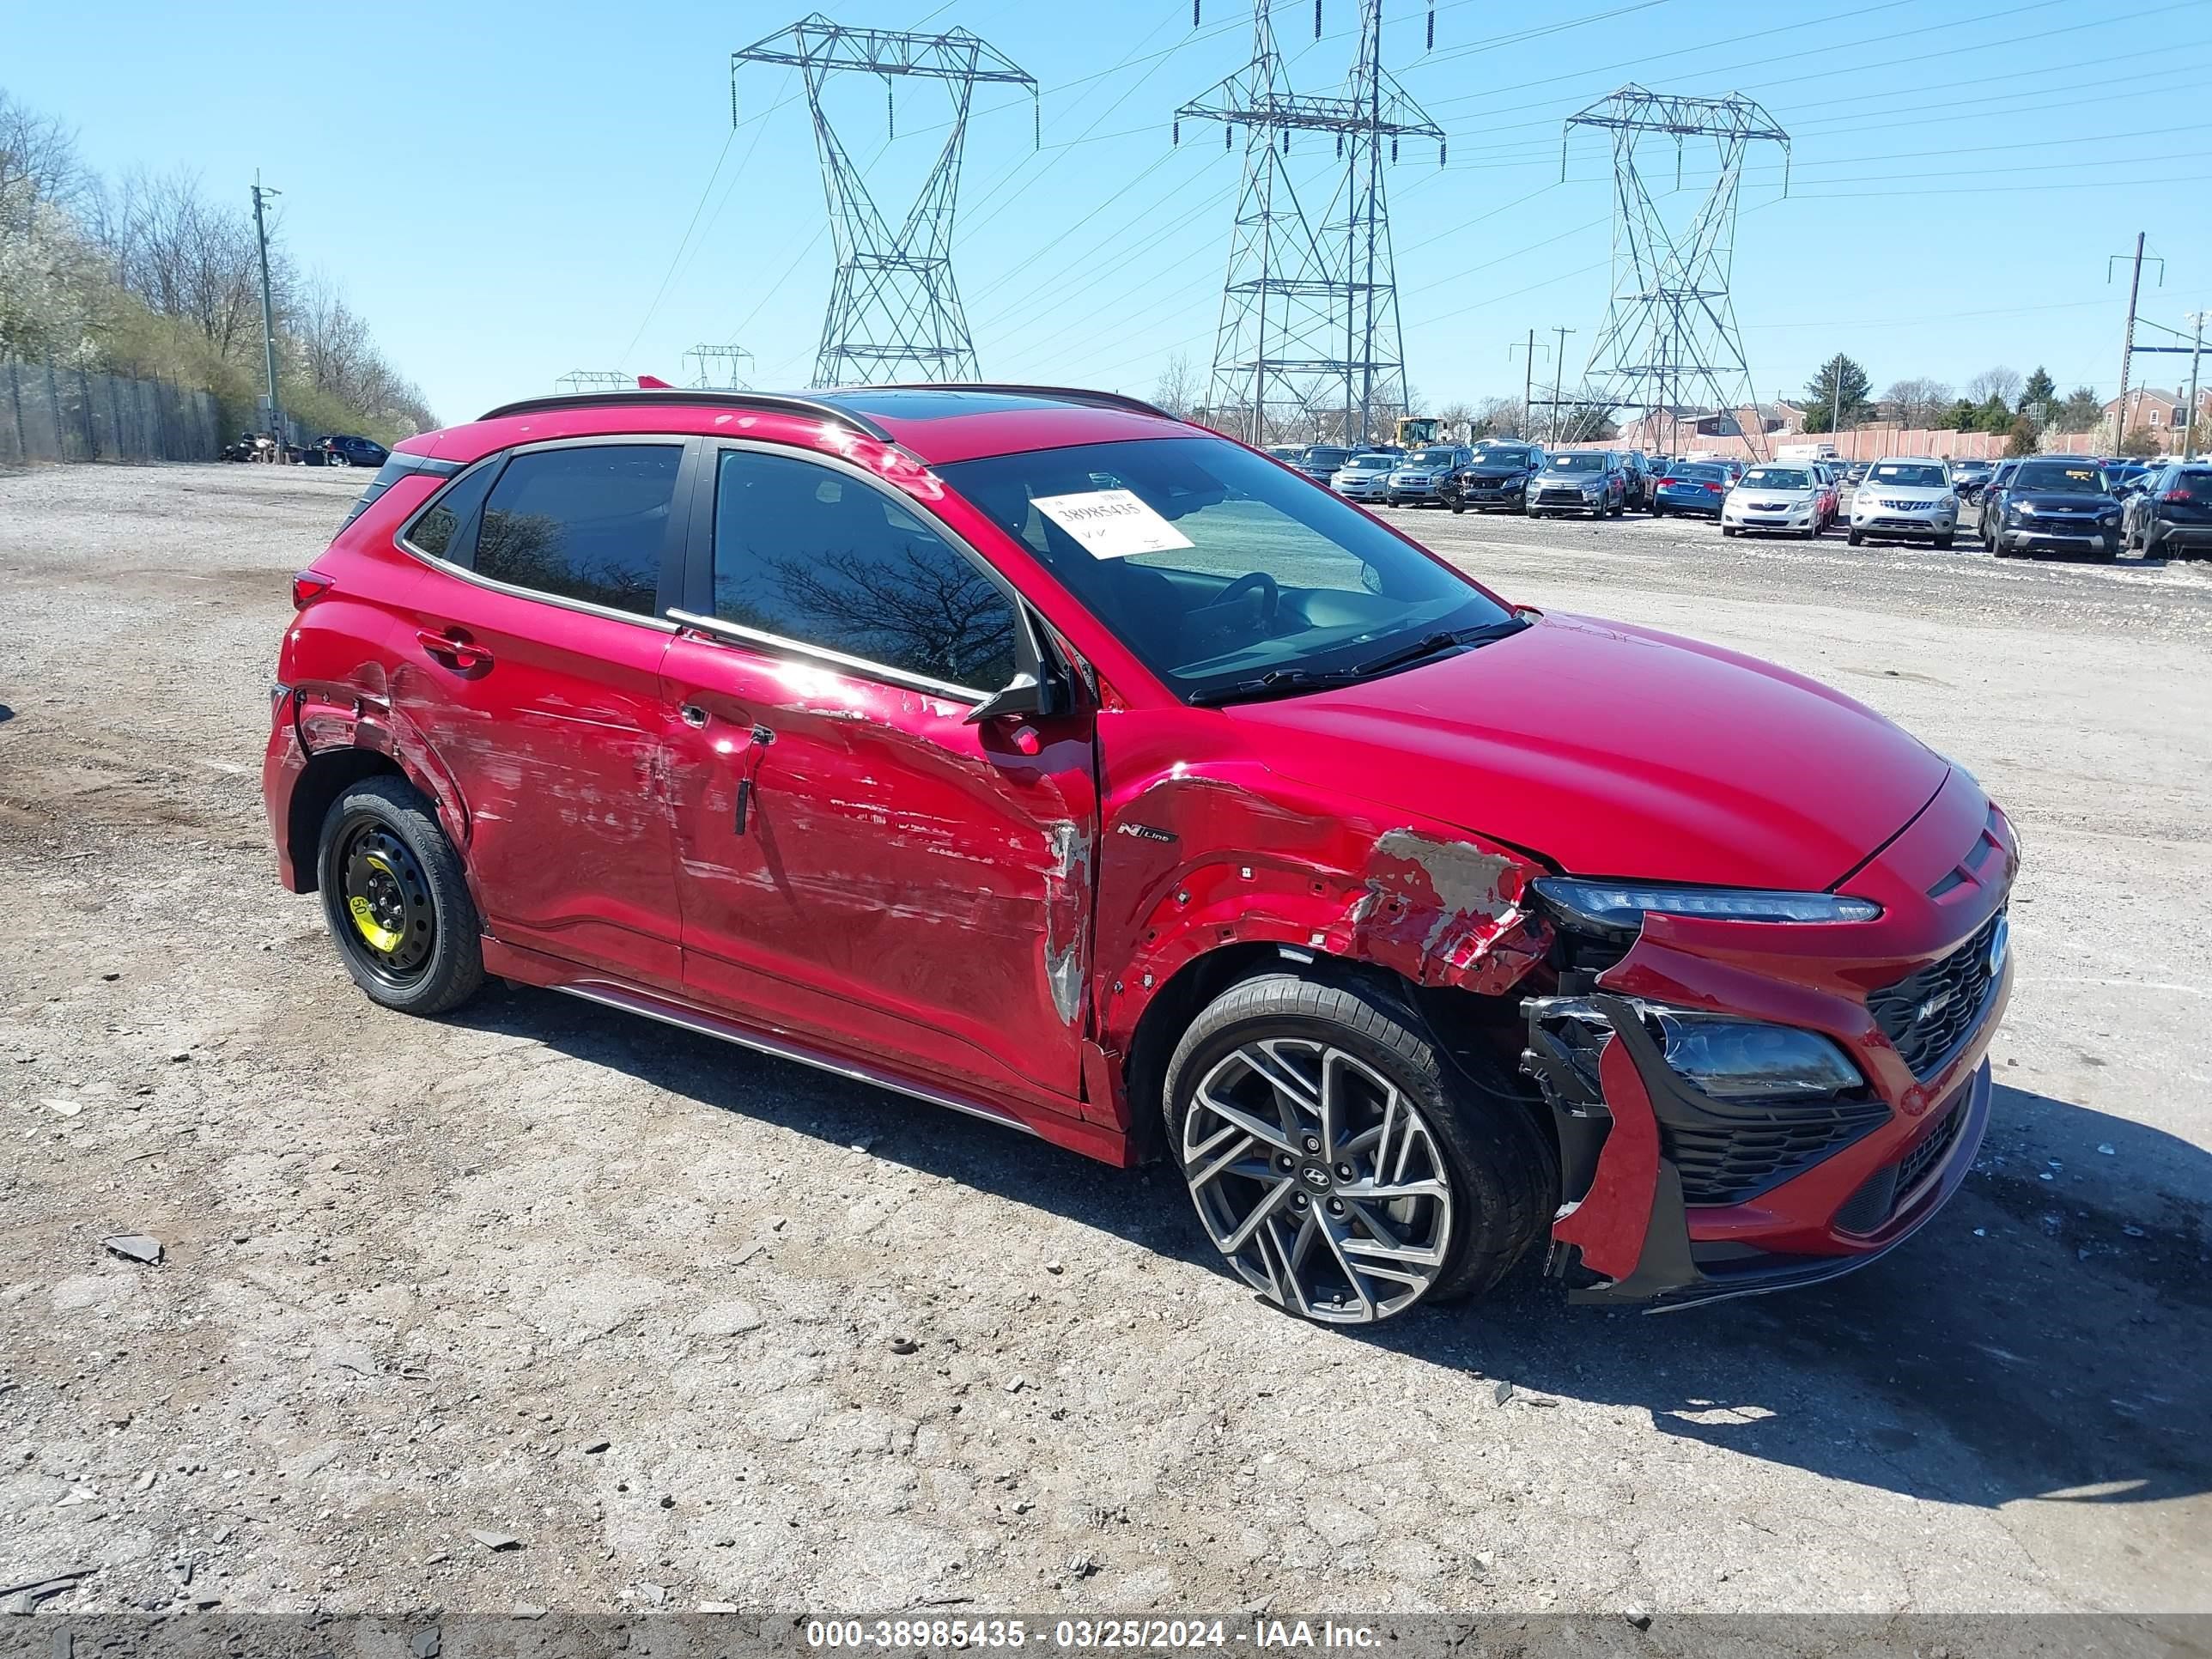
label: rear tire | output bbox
[317,777,484,1017]
[1163,971,1553,1325]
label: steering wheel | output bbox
[1214,569,1280,624]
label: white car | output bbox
[1721,464,1826,538]
[1848,458,1959,548]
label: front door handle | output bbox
[733,724,775,835]
[678,703,708,727]
[416,629,492,672]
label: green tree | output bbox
[2056,386,2104,434]
[1802,353,1873,432]
[2118,426,2164,459]
[1973,393,2012,433]
[2020,366,2055,412]
[2004,416,2039,458]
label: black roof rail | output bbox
[846,382,1182,423]
[474,389,895,442]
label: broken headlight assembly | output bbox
[1528,878,1881,936]
[1649,1011,1863,1100]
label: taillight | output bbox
[292,570,332,609]
[1704,481,1723,492]
[2164,489,2191,503]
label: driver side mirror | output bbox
[964,667,1072,726]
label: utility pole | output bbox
[1509,331,1544,441]
[1550,325,1577,446]
[250,175,282,441]
[2106,234,2163,451]
[2186,310,2208,463]
[1827,354,1843,443]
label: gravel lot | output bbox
[2,462,2208,1620]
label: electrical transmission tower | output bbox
[556,370,631,394]
[733,15,1036,388]
[1177,1,1443,447]
[684,343,757,389]
[1564,86,1788,459]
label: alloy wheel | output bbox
[1180,1038,1455,1323]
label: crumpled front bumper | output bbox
[1520,766,2016,1310]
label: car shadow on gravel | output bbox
[459,983,2210,1514]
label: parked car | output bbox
[1721,464,1826,539]
[2123,460,2212,558]
[1949,459,1996,502]
[307,434,392,470]
[1295,445,1353,484]
[1386,444,1474,506]
[1527,450,1626,518]
[1846,458,1959,549]
[2105,461,2157,500]
[1617,449,1655,510]
[1441,443,1546,514]
[1329,451,1396,502]
[1979,456,2122,561]
[265,383,2014,1326]
[1648,462,1730,519]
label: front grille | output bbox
[1867,909,2005,1079]
[1834,1088,1967,1235]
[1665,1097,1891,1207]
[1538,488,1587,505]
[1876,497,1938,512]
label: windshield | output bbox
[1342,454,1392,471]
[1869,462,1948,489]
[2013,461,2106,493]
[1739,467,1812,489]
[939,437,1511,702]
[1303,447,1351,468]
[1407,447,1457,465]
[1547,453,1607,473]
[1665,464,1723,483]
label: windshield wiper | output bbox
[1188,618,1530,708]
[1350,617,1529,678]
[1187,667,1369,708]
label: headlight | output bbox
[1653,1013,1863,1100]
[2099,507,2121,524]
[1530,877,1882,933]
[1938,494,1957,511]
[2012,502,2037,516]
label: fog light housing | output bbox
[1654,1013,1863,1100]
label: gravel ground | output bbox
[1,462,2208,1621]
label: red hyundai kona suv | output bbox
[264,385,2014,1325]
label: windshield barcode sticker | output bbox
[1031,489,1194,558]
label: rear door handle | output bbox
[416,629,492,672]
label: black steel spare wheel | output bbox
[337,820,436,982]
[316,776,485,1017]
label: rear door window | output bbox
[472,444,684,617]
[709,448,1018,694]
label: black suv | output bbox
[2123,461,2212,559]
[308,434,391,469]
[1980,456,2124,561]
[1441,442,1546,514]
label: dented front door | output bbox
[661,635,1098,1109]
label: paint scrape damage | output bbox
[1327,828,1547,996]
[1042,820,1091,1026]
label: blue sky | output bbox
[11,0,2209,422]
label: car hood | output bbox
[1236,611,1948,890]
[1461,470,1525,483]
[1535,471,1607,485]
[1733,486,1817,501]
[2008,489,2114,510]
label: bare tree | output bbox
[1437,401,1475,441]
[1882,377,1954,428]
[1966,366,2022,408]
[1150,349,1201,422]
[0,88,92,233]
[1469,395,1522,439]
[97,168,283,359]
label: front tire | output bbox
[1163,971,1553,1325]
[1934,532,1954,550]
[1846,528,1864,546]
[318,777,484,1016]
